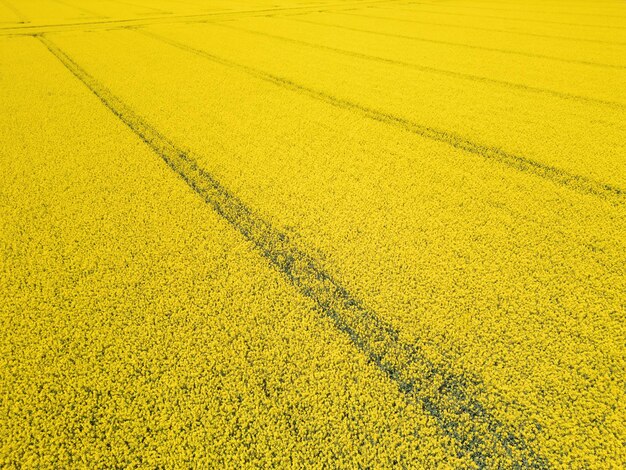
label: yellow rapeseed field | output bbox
[1,0,624,468]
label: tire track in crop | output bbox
[332,11,626,45]
[213,21,625,108]
[402,1,626,20]
[0,0,28,23]
[285,16,624,69]
[0,0,405,34]
[373,5,626,29]
[131,29,624,204]
[39,34,550,469]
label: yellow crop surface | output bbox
[0,0,624,468]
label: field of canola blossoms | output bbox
[0,0,625,467]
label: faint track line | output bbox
[136,28,626,205]
[332,11,626,45]
[0,0,28,23]
[39,33,551,469]
[0,0,406,34]
[0,10,264,32]
[285,16,625,69]
[374,5,626,29]
[213,21,625,108]
[400,1,626,19]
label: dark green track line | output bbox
[212,20,626,108]
[373,5,626,30]
[335,10,626,45]
[138,27,625,205]
[285,16,625,70]
[401,1,626,19]
[0,0,404,33]
[39,34,549,468]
